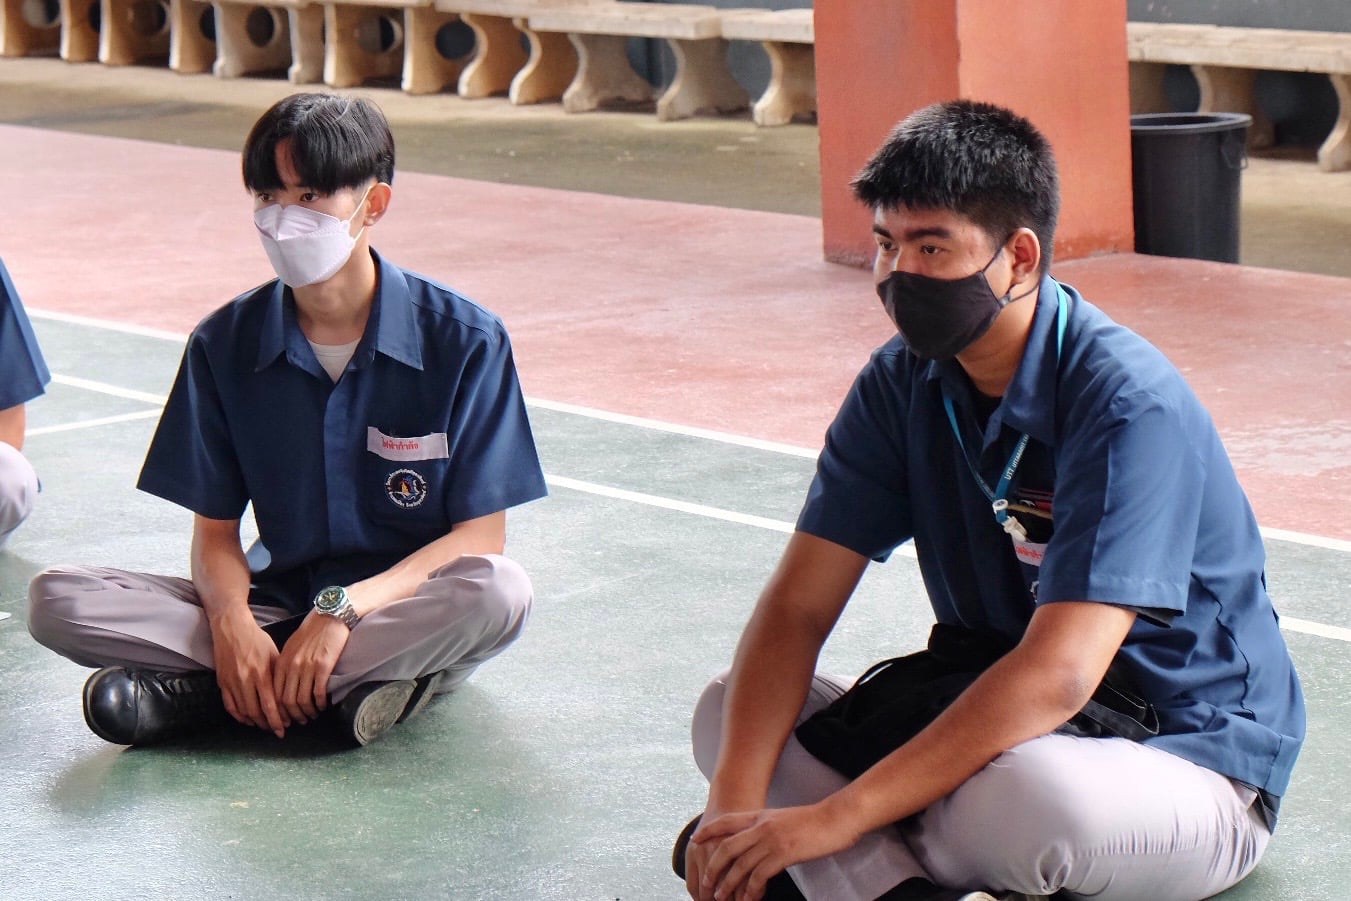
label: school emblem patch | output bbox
[385,468,428,509]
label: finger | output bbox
[685,841,707,900]
[294,666,317,723]
[282,669,304,724]
[256,677,287,738]
[739,859,774,901]
[701,831,741,889]
[236,675,265,730]
[714,845,770,901]
[311,658,333,715]
[693,812,755,844]
[221,683,244,725]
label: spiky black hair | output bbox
[852,100,1060,271]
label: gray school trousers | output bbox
[0,441,38,548]
[692,673,1272,901]
[27,554,532,701]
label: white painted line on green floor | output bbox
[1278,616,1351,643]
[528,398,819,459]
[48,374,167,405]
[1258,527,1351,555]
[28,308,189,342]
[26,313,1351,556]
[546,474,1348,642]
[26,408,163,436]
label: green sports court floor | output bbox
[1,61,1349,900]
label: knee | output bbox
[920,737,1109,891]
[27,566,89,652]
[0,443,38,526]
[691,670,732,779]
[428,553,533,630]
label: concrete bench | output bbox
[1,0,63,57]
[719,6,813,127]
[433,0,600,104]
[213,0,322,83]
[97,0,170,65]
[168,0,215,72]
[321,0,407,89]
[528,1,748,122]
[320,0,466,93]
[1127,22,1351,172]
[58,0,101,61]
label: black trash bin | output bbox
[1130,112,1251,263]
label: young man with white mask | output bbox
[0,256,50,549]
[674,101,1304,901]
[28,93,546,747]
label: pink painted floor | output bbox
[4,124,1348,539]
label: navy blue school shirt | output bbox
[138,250,547,610]
[0,258,51,410]
[798,274,1304,821]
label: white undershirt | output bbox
[308,338,360,383]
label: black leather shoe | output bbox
[82,667,225,745]
[878,878,1023,900]
[336,680,416,746]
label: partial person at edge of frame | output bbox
[0,256,50,551]
[27,93,548,748]
[674,100,1304,901]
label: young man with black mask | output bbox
[675,100,1304,901]
[29,93,546,748]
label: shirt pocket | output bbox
[362,427,451,529]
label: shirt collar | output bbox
[921,272,1068,448]
[255,250,424,373]
[997,273,1069,446]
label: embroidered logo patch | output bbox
[385,468,428,509]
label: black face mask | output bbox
[876,243,1031,361]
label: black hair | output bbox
[852,100,1060,271]
[242,93,395,195]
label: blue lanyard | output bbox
[942,286,1069,539]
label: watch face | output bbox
[316,587,345,613]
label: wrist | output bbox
[206,603,255,631]
[706,779,769,817]
[819,784,870,844]
[313,585,359,629]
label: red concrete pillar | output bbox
[815,1,1135,267]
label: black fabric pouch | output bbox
[794,623,1159,780]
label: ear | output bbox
[1007,227,1042,286]
[362,182,393,227]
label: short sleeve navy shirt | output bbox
[138,251,547,608]
[0,257,51,410]
[799,275,1305,812]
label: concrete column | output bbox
[815,1,1136,267]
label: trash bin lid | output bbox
[1130,112,1253,134]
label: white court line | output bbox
[49,374,167,405]
[26,306,1351,556]
[1257,527,1351,555]
[528,398,819,459]
[28,308,189,343]
[1279,616,1351,643]
[26,409,163,436]
[546,475,1349,641]
[27,359,1351,641]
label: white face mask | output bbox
[253,187,372,288]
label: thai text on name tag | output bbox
[366,428,449,461]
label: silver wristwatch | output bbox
[313,585,359,629]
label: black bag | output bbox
[795,623,1159,780]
